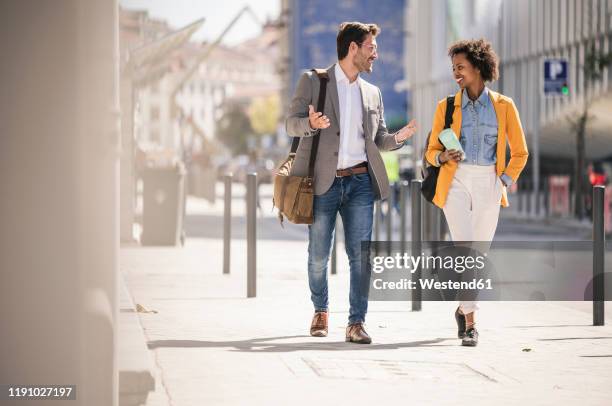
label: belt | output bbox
[336,162,368,177]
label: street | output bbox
[121,183,612,406]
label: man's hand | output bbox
[394,119,417,143]
[308,105,330,130]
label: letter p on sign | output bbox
[550,61,563,80]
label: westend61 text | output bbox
[372,278,493,290]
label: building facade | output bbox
[406,0,612,206]
[120,9,281,156]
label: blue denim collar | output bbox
[462,86,490,109]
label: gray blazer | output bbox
[285,63,403,200]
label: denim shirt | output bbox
[459,87,513,186]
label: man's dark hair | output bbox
[448,38,499,82]
[336,22,380,60]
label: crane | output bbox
[170,5,262,118]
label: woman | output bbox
[425,39,529,346]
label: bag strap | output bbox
[420,96,456,187]
[308,69,329,178]
[289,133,300,154]
[444,95,455,129]
[288,69,329,177]
[438,95,455,156]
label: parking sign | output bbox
[543,58,569,96]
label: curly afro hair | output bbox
[448,38,499,82]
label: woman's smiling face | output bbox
[451,53,481,89]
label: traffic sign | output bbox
[543,58,569,96]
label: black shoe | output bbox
[461,327,478,347]
[455,307,466,339]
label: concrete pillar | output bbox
[120,78,136,243]
[0,1,119,405]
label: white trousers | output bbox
[442,164,503,314]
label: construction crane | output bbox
[170,5,262,120]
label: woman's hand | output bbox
[439,149,462,164]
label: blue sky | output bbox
[120,0,281,45]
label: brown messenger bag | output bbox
[273,69,328,225]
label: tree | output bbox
[248,95,280,137]
[217,103,254,155]
[570,40,612,219]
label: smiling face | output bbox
[352,34,378,73]
[451,53,482,89]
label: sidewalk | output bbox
[122,222,612,405]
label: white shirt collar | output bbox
[335,63,359,84]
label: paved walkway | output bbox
[122,226,612,405]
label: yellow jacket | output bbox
[425,89,529,208]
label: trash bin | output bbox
[549,175,570,216]
[141,163,186,246]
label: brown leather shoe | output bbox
[345,322,371,344]
[310,311,328,337]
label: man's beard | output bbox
[355,54,374,73]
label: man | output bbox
[286,22,417,344]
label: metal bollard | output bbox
[593,185,605,326]
[247,173,257,298]
[535,179,540,217]
[526,179,532,217]
[411,180,422,311]
[400,181,409,255]
[386,185,394,255]
[331,218,338,275]
[374,200,381,255]
[543,177,550,217]
[223,174,232,274]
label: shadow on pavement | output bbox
[147,335,457,352]
[509,324,593,328]
[537,336,612,341]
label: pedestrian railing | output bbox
[223,174,232,275]
[221,175,605,324]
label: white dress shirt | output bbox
[335,63,367,170]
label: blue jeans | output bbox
[307,172,374,325]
